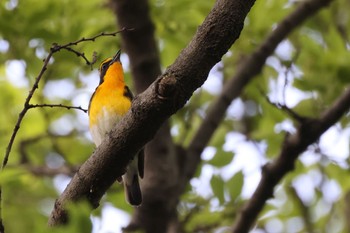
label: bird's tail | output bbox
[123,156,142,206]
[123,173,142,206]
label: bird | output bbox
[88,50,144,206]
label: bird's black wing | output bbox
[124,85,134,100]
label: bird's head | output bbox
[98,50,122,84]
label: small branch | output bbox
[3,52,53,170]
[61,47,92,67]
[19,134,46,164]
[48,0,256,226]
[50,28,132,68]
[185,0,335,187]
[18,131,82,164]
[2,29,129,232]
[261,91,307,123]
[345,191,350,232]
[3,29,127,170]
[25,164,79,177]
[50,29,133,53]
[28,103,88,113]
[0,51,53,233]
[289,186,315,233]
[231,87,350,233]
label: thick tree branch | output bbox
[48,0,256,226]
[186,0,335,181]
[232,87,350,233]
[111,0,181,231]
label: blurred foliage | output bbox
[1,0,350,232]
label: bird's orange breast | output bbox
[89,83,131,127]
[88,62,132,145]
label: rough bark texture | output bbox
[48,0,256,227]
[232,86,350,233]
[110,0,180,231]
[185,0,336,187]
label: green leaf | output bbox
[337,65,350,84]
[293,98,320,118]
[210,175,225,204]
[65,201,93,233]
[226,171,244,201]
[208,149,234,167]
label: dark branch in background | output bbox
[1,29,127,233]
[50,29,133,57]
[289,186,315,233]
[185,0,335,183]
[26,165,78,177]
[3,29,127,170]
[152,0,339,232]
[232,86,350,232]
[165,0,339,231]
[110,0,179,232]
[261,91,306,122]
[111,0,161,94]
[48,0,256,227]
[5,164,78,177]
[28,103,87,113]
[61,47,93,68]
[3,54,51,171]
[18,130,83,165]
[18,134,47,164]
[55,30,133,68]
[345,191,350,232]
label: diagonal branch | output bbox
[3,29,127,171]
[232,87,350,233]
[185,0,335,182]
[24,164,78,177]
[1,29,127,232]
[111,0,180,232]
[48,0,256,226]
[28,103,87,113]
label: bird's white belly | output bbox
[90,107,122,146]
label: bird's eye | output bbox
[100,62,110,73]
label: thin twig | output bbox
[3,28,128,170]
[1,28,130,232]
[48,0,256,225]
[25,164,79,177]
[61,47,92,66]
[260,90,307,123]
[3,52,53,170]
[50,29,133,53]
[232,87,350,233]
[185,0,335,183]
[50,28,132,67]
[28,103,88,113]
[288,186,315,233]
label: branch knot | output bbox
[155,74,178,100]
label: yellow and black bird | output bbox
[88,50,144,206]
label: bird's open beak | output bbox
[111,50,121,63]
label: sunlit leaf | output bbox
[226,171,244,202]
[208,149,234,167]
[210,175,225,204]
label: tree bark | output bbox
[110,0,179,232]
[48,0,256,227]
